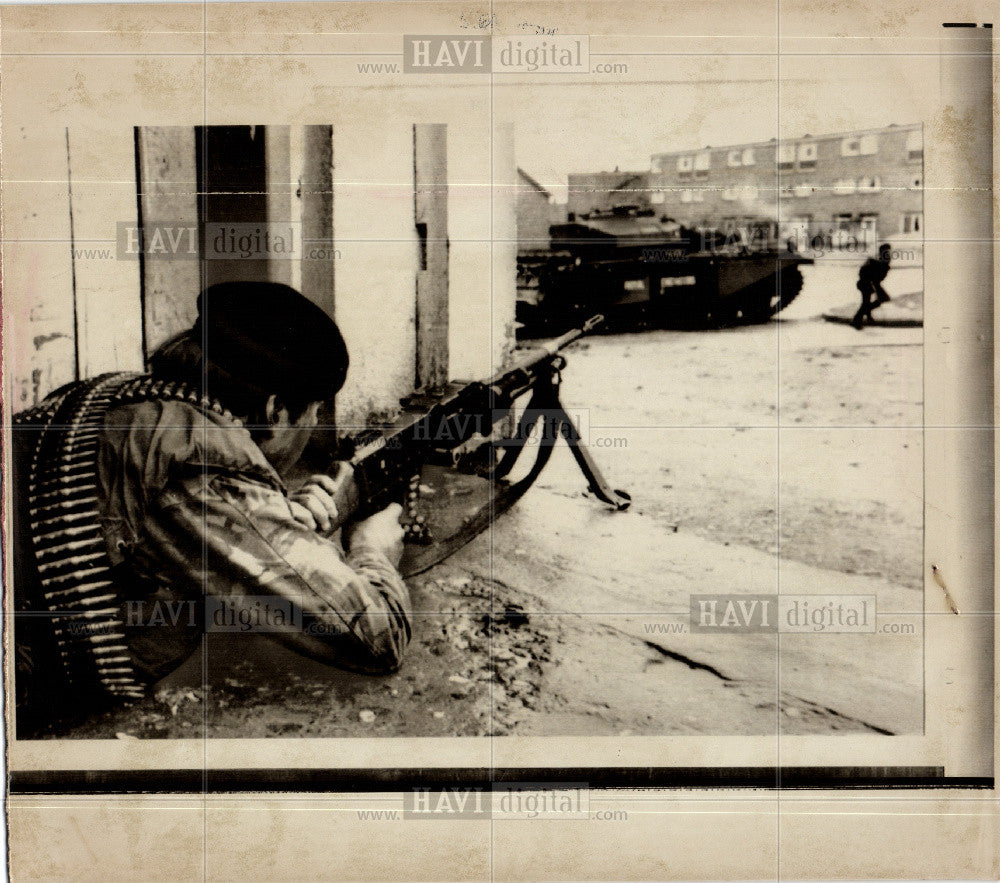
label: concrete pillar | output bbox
[299,125,336,318]
[491,122,518,371]
[264,125,295,289]
[333,121,417,427]
[413,123,450,391]
[135,126,201,356]
[3,127,77,410]
[67,128,143,378]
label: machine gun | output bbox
[323,314,630,576]
[8,317,627,717]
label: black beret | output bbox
[194,281,348,403]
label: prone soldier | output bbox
[14,281,412,729]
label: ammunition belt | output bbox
[16,373,237,702]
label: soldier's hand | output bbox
[288,473,341,532]
[342,503,405,567]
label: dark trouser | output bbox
[852,282,889,327]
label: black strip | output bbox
[132,126,149,364]
[8,767,992,795]
[942,22,977,27]
[65,128,81,383]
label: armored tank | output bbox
[516,206,813,336]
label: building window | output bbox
[742,148,755,166]
[651,156,666,173]
[677,156,694,173]
[737,184,759,201]
[779,183,795,198]
[902,212,923,233]
[833,178,856,195]
[680,189,693,203]
[727,149,742,167]
[650,191,665,204]
[909,176,922,190]
[793,184,812,198]
[722,187,738,201]
[694,150,711,178]
[797,142,817,169]
[841,134,877,156]
[906,130,923,161]
[857,176,881,193]
[777,144,795,170]
[692,189,705,202]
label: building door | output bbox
[832,213,854,250]
[858,214,878,253]
[196,126,270,288]
[787,216,811,252]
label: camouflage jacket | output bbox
[96,398,412,682]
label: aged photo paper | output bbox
[1,0,997,878]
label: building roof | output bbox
[517,167,553,198]
[568,170,647,181]
[650,122,923,160]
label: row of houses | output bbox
[518,123,924,255]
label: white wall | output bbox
[3,127,77,412]
[447,121,517,382]
[3,126,143,412]
[333,120,419,426]
[4,118,518,425]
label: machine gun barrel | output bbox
[323,313,611,536]
[488,314,603,385]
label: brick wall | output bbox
[648,124,923,243]
[516,169,557,254]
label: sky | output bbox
[500,53,940,202]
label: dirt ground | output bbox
[549,259,924,593]
[46,257,924,741]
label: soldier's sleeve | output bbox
[147,471,412,674]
